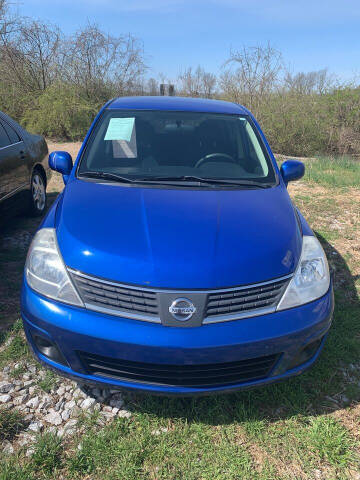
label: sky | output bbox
[15,0,360,82]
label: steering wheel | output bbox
[195,153,236,169]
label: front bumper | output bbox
[21,281,334,395]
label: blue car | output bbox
[21,96,334,395]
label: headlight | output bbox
[277,235,330,310]
[25,228,83,307]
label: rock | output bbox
[3,440,14,454]
[44,410,63,426]
[26,397,40,409]
[28,422,43,433]
[81,397,96,410]
[3,366,11,374]
[64,419,77,430]
[0,382,14,393]
[118,409,131,419]
[22,374,31,381]
[54,400,64,411]
[28,365,37,374]
[70,406,81,418]
[26,447,35,457]
[23,380,33,387]
[56,386,66,396]
[28,386,36,395]
[63,419,78,437]
[61,409,70,422]
[0,394,11,403]
[14,394,29,406]
[18,433,35,447]
[23,413,34,422]
[65,400,76,410]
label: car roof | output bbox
[108,96,249,115]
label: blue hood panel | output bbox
[56,180,302,289]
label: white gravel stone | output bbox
[64,419,77,430]
[28,421,43,433]
[70,405,81,418]
[3,440,14,454]
[118,409,132,418]
[18,433,35,447]
[81,397,96,410]
[0,394,11,403]
[13,394,29,406]
[57,386,66,396]
[65,400,76,409]
[44,410,63,426]
[26,447,35,457]
[61,409,70,422]
[26,397,40,409]
[0,382,14,393]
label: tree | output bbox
[220,44,283,113]
[0,18,62,93]
[63,24,147,101]
[178,66,217,98]
[284,68,335,95]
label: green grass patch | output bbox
[303,156,360,188]
[0,321,30,369]
[0,409,26,442]
[31,432,63,476]
[37,370,57,393]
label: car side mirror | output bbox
[280,160,305,186]
[49,151,73,184]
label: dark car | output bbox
[0,110,50,220]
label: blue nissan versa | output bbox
[21,96,334,395]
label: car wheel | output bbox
[29,171,47,216]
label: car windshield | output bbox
[78,109,277,186]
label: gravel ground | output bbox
[1,355,131,456]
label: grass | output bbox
[304,156,360,188]
[37,370,57,393]
[0,154,359,479]
[0,410,26,442]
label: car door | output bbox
[0,120,28,202]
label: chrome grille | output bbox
[205,277,289,318]
[69,269,291,324]
[70,271,159,320]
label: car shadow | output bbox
[126,233,360,424]
[0,191,60,334]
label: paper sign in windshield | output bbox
[104,117,135,142]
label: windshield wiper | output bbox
[143,175,272,188]
[79,171,140,183]
[79,172,271,188]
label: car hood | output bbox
[55,179,302,289]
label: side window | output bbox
[2,122,20,144]
[0,123,10,149]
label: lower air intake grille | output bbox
[78,351,280,388]
[206,277,289,318]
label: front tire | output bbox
[29,171,47,216]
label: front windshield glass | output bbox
[78,109,277,185]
